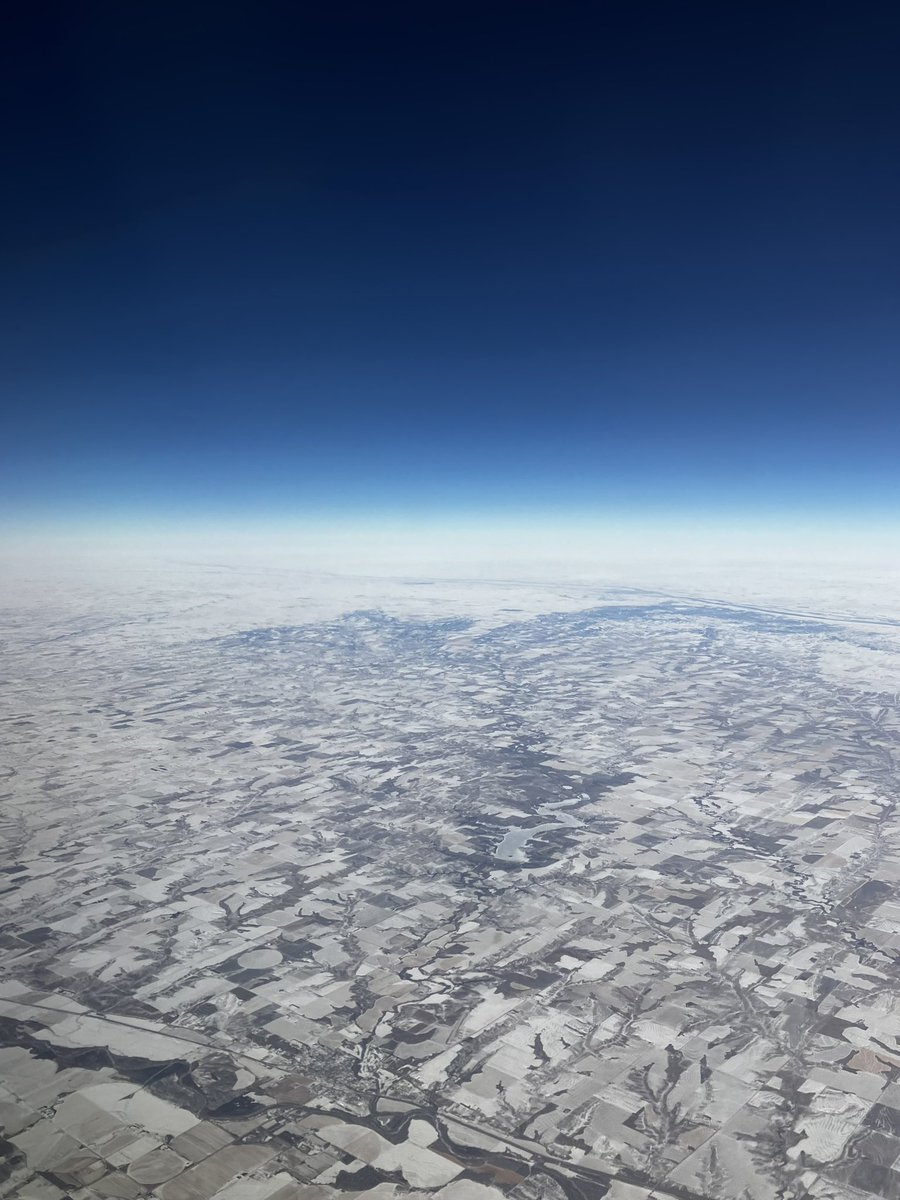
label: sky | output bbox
[2,1,899,542]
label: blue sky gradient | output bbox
[3,2,899,537]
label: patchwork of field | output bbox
[3,568,900,1200]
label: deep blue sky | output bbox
[3,1,899,526]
